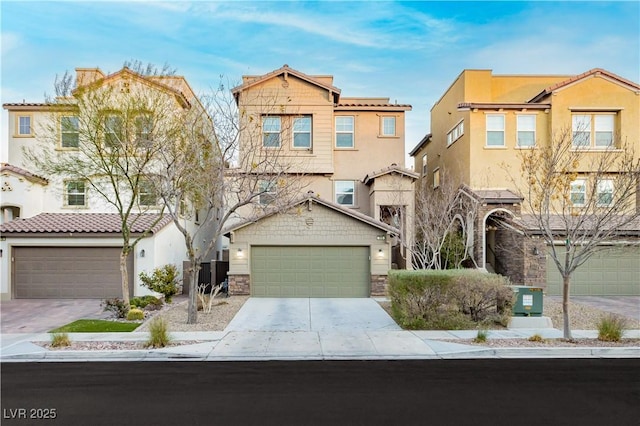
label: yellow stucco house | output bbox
[224,65,415,297]
[410,68,640,296]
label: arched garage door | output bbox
[12,247,133,299]
[251,246,370,297]
[546,246,640,296]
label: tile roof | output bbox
[515,214,640,235]
[363,163,419,185]
[0,213,172,235]
[1,163,49,184]
[467,188,524,204]
[528,68,640,103]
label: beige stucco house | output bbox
[225,65,415,297]
[410,68,640,296]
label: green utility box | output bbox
[510,286,544,317]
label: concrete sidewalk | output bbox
[2,328,639,362]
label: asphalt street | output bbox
[2,359,639,426]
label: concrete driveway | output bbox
[547,296,640,322]
[224,298,401,332]
[0,299,108,334]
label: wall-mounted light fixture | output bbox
[376,235,386,241]
[139,249,145,258]
[377,248,385,258]
[236,248,244,258]
[532,247,539,255]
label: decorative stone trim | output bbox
[370,275,387,296]
[229,274,250,295]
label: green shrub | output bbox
[146,317,171,348]
[130,295,163,309]
[597,314,628,342]
[50,332,71,348]
[528,334,545,343]
[139,264,180,303]
[101,298,129,318]
[387,269,514,330]
[473,329,488,343]
[126,308,145,321]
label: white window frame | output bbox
[258,180,277,206]
[334,180,355,206]
[570,179,586,207]
[380,116,396,137]
[16,115,32,136]
[292,115,312,149]
[105,114,123,148]
[138,180,157,207]
[421,154,427,175]
[433,168,440,189]
[135,113,153,145]
[447,120,464,146]
[486,114,505,147]
[262,116,281,148]
[516,114,536,148]
[596,179,614,207]
[60,116,79,148]
[335,116,354,148]
[572,113,615,148]
[64,180,87,207]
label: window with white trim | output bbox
[105,114,123,148]
[135,114,153,146]
[334,180,355,206]
[572,113,615,148]
[335,116,354,148]
[486,114,505,147]
[258,180,277,205]
[65,180,87,207]
[570,179,586,206]
[517,115,536,147]
[138,180,157,206]
[381,116,396,136]
[421,154,427,175]
[433,168,440,189]
[293,115,312,149]
[447,120,464,146]
[596,179,614,207]
[262,116,281,148]
[61,116,79,148]
[17,115,32,136]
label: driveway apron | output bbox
[0,299,108,333]
[224,298,401,332]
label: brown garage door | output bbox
[12,247,133,299]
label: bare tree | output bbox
[25,69,186,309]
[153,80,308,324]
[513,128,639,339]
[409,168,478,270]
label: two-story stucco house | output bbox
[410,68,640,296]
[223,65,416,297]
[0,67,209,301]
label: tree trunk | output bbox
[120,250,131,310]
[562,274,572,340]
[186,260,200,324]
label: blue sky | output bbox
[2,1,639,161]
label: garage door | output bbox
[12,247,133,299]
[251,246,370,297]
[546,246,640,296]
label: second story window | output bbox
[293,115,312,149]
[381,116,396,137]
[334,180,355,206]
[105,115,124,149]
[572,114,615,148]
[262,116,281,148]
[17,115,32,136]
[517,115,536,147]
[447,120,464,146]
[421,154,427,175]
[335,116,354,148]
[138,180,157,206]
[486,114,505,147]
[135,114,153,146]
[570,179,586,207]
[258,180,277,205]
[60,116,79,148]
[433,168,440,189]
[65,180,87,207]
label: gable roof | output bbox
[1,163,49,185]
[0,213,172,236]
[223,191,399,236]
[528,68,640,103]
[363,163,419,185]
[465,187,524,205]
[231,64,341,104]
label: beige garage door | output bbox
[546,246,640,296]
[251,246,370,297]
[13,247,133,299]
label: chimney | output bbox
[75,68,105,87]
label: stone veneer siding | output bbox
[229,275,250,295]
[370,275,387,297]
